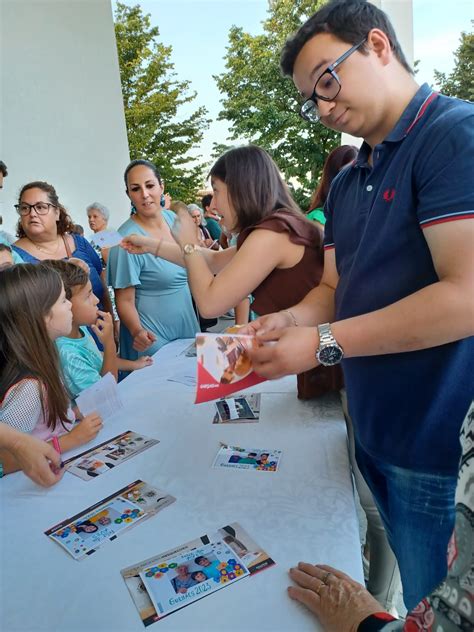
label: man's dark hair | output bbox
[201,194,213,211]
[0,161,8,177]
[280,0,412,77]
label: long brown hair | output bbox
[16,181,75,238]
[209,145,303,233]
[308,145,358,211]
[0,263,70,429]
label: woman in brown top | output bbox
[121,145,323,322]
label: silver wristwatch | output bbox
[316,323,344,366]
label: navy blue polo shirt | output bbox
[324,84,474,474]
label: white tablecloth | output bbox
[0,339,362,631]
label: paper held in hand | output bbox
[76,372,122,420]
[195,333,266,403]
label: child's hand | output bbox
[133,356,153,370]
[70,412,103,445]
[91,310,115,346]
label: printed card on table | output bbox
[62,430,159,481]
[45,480,175,560]
[121,522,275,626]
[213,444,282,472]
[212,393,261,424]
[195,333,265,403]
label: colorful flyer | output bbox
[62,430,160,481]
[121,522,275,626]
[195,333,266,403]
[45,480,175,560]
[212,445,282,472]
[212,393,261,423]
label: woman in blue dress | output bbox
[107,159,199,361]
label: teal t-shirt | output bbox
[56,327,103,399]
[306,207,326,226]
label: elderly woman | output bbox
[107,159,199,361]
[12,181,111,315]
[86,202,112,267]
[187,204,217,249]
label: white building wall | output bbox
[342,0,414,147]
[0,0,130,235]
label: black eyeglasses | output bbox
[300,38,367,123]
[14,202,57,216]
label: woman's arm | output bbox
[121,235,236,274]
[115,286,156,351]
[183,229,291,319]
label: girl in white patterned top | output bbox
[0,264,102,475]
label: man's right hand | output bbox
[239,310,294,336]
[248,326,319,379]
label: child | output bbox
[0,264,102,465]
[0,243,14,270]
[44,260,151,400]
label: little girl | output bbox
[0,263,102,455]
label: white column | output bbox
[0,0,130,234]
[341,0,414,147]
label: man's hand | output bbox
[132,328,157,352]
[248,327,319,379]
[288,563,385,632]
[239,310,294,336]
[6,432,64,487]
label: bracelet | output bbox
[357,612,398,632]
[0,461,3,479]
[281,309,298,327]
[154,237,163,257]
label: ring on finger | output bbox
[322,571,332,585]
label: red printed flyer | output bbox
[195,333,266,403]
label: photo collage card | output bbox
[212,445,282,472]
[45,480,175,560]
[62,430,160,481]
[212,393,261,424]
[121,522,275,626]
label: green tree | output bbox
[114,3,210,200]
[434,24,474,101]
[215,0,339,209]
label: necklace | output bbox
[28,236,62,256]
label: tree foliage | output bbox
[215,0,339,209]
[114,3,210,200]
[434,23,474,102]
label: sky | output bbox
[114,0,473,161]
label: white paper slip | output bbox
[76,372,123,420]
[91,230,123,248]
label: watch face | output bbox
[318,345,343,366]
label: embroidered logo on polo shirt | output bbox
[383,188,395,202]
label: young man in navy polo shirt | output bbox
[248,0,474,611]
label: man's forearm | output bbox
[333,279,474,358]
[291,283,336,327]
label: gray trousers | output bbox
[341,389,401,610]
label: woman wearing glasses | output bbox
[12,181,112,316]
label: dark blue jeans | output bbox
[355,440,456,611]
